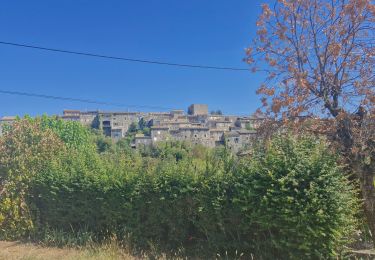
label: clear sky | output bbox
[0,0,269,117]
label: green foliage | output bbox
[115,137,134,154]
[0,119,65,239]
[38,115,95,151]
[0,117,359,257]
[94,134,114,153]
[245,122,253,130]
[40,226,95,248]
[91,115,100,129]
[141,127,151,136]
[128,122,138,134]
[233,135,358,258]
[27,134,357,258]
[210,110,223,115]
[125,118,150,136]
[138,118,148,130]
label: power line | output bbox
[0,89,175,111]
[0,89,252,115]
[0,41,249,71]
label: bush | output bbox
[38,115,94,151]
[231,135,358,258]
[27,134,357,258]
[0,117,358,257]
[0,119,65,239]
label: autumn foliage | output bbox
[246,0,374,118]
[246,0,375,245]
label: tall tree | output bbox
[246,0,375,241]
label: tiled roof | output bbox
[1,116,17,121]
[209,129,225,132]
[238,129,257,134]
[179,127,209,131]
[225,131,240,137]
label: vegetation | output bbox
[246,0,374,243]
[0,117,360,258]
[210,110,223,115]
[0,118,65,239]
[245,122,253,131]
[0,240,144,260]
[0,1,371,258]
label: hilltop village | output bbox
[0,104,265,154]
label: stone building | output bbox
[0,116,16,136]
[207,120,232,131]
[61,110,143,140]
[1,104,261,154]
[209,129,226,146]
[170,126,212,147]
[79,111,98,126]
[61,110,81,121]
[53,104,261,154]
[170,110,185,118]
[98,112,141,140]
[235,115,266,130]
[188,104,208,116]
[225,131,242,153]
[61,110,98,126]
[151,126,170,143]
[225,129,257,153]
[134,133,152,148]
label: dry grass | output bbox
[0,241,142,260]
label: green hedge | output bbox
[28,135,357,258]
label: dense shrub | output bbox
[38,115,94,151]
[0,118,358,257]
[27,134,357,258]
[231,136,358,258]
[0,119,65,239]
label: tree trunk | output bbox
[357,162,375,245]
[336,115,375,245]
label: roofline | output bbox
[179,127,210,130]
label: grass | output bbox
[0,240,245,260]
[0,240,188,260]
[0,240,139,260]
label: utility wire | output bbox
[0,41,249,71]
[0,89,252,115]
[0,89,175,111]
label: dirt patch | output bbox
[0,241,136,260]
[0,241,86,260]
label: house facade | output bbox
[1,104,264,154]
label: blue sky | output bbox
[0,0,269,116]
